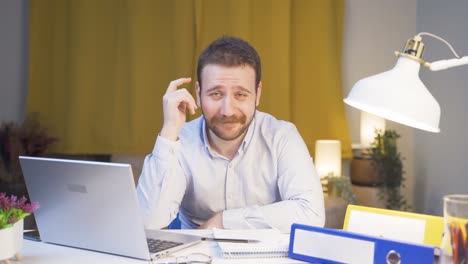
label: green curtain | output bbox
[28,0,351,158]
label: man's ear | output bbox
[196,81,201,107]
[255,81,262,106]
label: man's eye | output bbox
[209,92,222,97]
[236,93,247,98]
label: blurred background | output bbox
[1,0,467,218]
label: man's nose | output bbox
[220,96,235,116]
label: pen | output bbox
[201,237,261,243]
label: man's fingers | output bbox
[178,102,197,115]
[166,77,192,93]
[188,103,197,115]
[178,102,187,113]
[165,78,198,115]
[167,88,198,114]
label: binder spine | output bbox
[288,223,435,264]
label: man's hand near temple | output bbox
[160,77,197,141]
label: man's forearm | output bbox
[222,195,325,232]
[136,137,187,229]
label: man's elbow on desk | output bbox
[259,201,326,232]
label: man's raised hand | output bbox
[160,78,197,141]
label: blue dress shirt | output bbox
[137,111,325,232]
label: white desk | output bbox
[14,230,307,264]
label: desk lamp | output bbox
[344,32,468,132]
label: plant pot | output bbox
[350,157,383,186]
[0,183,37,230]
[0,219,23,262]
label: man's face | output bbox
[196,64,262,141]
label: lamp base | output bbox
[321,178,329,194]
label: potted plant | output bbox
[0,115,57,231]
[369,130,410,210]
[0,115,58,193]
[0,192,39,263]
[326,174,359,205]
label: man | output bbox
[137,36,325,232]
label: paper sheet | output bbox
[212,229,290,259]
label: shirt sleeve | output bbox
[136,135,187,229]
[222,125,326,232]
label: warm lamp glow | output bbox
[360,111,386,148]
[315,140,341,178]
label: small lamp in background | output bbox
[315,140,341,194]
[315,140,342,179]
[360,111,386,149]
[349,112,385,187]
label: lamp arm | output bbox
[429,56,468,71]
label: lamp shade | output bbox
[344,57,441,132]
[315,140,341,178]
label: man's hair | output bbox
[197,36,261,90]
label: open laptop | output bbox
[19,156,202,260]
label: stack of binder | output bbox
[288,223,435,264]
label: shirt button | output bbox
[228,164,232,168]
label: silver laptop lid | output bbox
[19,156,151,260]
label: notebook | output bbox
[19,156,202,260]
[213,228,289,259]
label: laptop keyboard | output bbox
[147,238,183,253]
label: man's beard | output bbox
[205,112,253,141]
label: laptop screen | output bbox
[19,156,151,260]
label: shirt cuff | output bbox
[222,208,248,229]
[153,135,181,161]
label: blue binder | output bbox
[288,223,435,264]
